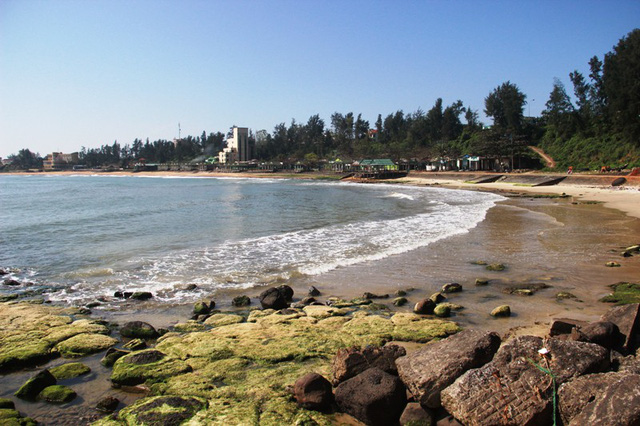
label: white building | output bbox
[218,127,249,164]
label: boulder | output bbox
[3,279,21,286]
[193,301,213,316]
[96,396,120,413]
[0,399,14,409]
[601,303,640,354]
[363,292,389,299]
[231,295,251,307]
[399,402,434,426]
[617,354,640,374]
[38,385,76,403]
[491,305,511,317]
[577,321,621,350]
[429,292,446,303]
[15,369,57,400]
[308,286,321,297]
[110,349,192,386]
[120,321,159,339]
[441,283,462,293]
[441,336,610,426]
[49,362,91,380]
[549,319,587,336]
[332,344,406,385]
[396,330,501,408]
[413,299,436,315]
[130,291,153,300]
[559,373,640,425]
[335,368,407,426]
[259,287,289,310]
[434,304,451,318]
[55,333,118,357]
[122,338,147,351]
[475,279,489,286]
[276,285,294,301]
[294,372,334,411]
[393,297,408,306]
[486,263,506,271]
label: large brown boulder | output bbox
[293,372,334,411]
[441,336,610,426]
[332,344,406,385]
[396,330,501,408]
[601,303,640,354]
[259,287,290,310]
[335,368,407,426]
[559,373,640,425]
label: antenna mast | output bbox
[178,123,181,139]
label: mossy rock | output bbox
[434,304,451,318]
[110,349,192,386]
[471,260,488,265]
[193,301,212,316]
[390,313,460,342]
[101,348,130,367]
[203,313,244,328]
[430,292,446,303]
[117,395,207,425]
[173,321,206,333]
[49,362,91,380]
[302,305,348,319]
[0,303,111,371]
[556,292,578,301]
[605,261,621,267]
[0,408,20,420]
[231,295,251,307]
[122,338,146,351]
[15,369,56,400]
[502,283,550,296]
[38,385,76,403]
[0,399,15,409]
[55,333,118,357]
[438,302,464,311]
[600,282,640,304]
[393,297,408,306]
[475,278,489,286]
[491,305,511,317]
[486,263,506,271]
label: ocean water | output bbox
[0,174,503,305]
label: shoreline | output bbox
[4,168,639,219]
[2,170,639,424]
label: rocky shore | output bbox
[1,280,640,425]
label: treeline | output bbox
[4,29,639,171]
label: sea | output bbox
[0,174,504,307]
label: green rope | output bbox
[528,358,557,426]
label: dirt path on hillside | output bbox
[529,145,556,168]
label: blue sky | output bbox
[1,0,638,158]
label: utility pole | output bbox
[178,123,181,140]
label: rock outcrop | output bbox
[397,330,501,408]
[332,344,406,385]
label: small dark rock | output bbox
[120,321,159,339]
[113,291,124,298]
[96,396,120,413]
[231,295,251,307]
[15,370,57,401]
[413,299,436,315]
[182,284,198,291]
[578,321,622,350]
[335,368,407,426]
[259,287,290,310]
[301,297,316,305]
[393,297,408,307]
[308,286,321,297]
[123,292,133,299]
[549,319,587,336]
[0,398,15,409]
[130,291,153,301]
[441,283,462,293]
[395,290,407,297]
[485,263,506,271]
[3,279,21,286]
[294,373,334,411]
[429,292,446,303]
[475,279,489,286]
[363,292,389,299]
[193,301,213,315]
[85,301,101,308]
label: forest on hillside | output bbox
[5,29,639,171]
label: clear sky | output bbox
[1,0,638,158]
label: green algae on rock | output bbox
[486,263,506,271]
[99,308,459,425]
[38,385,77,403]
[15,370,56,401]
[491,305,511,317]
[600,282,640,304]
[55,333,118,357]
[115,395,207,425]
[203,313,244,327]
[0,303,113,371]
[49,362,91,380]
[172,321,206,333]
